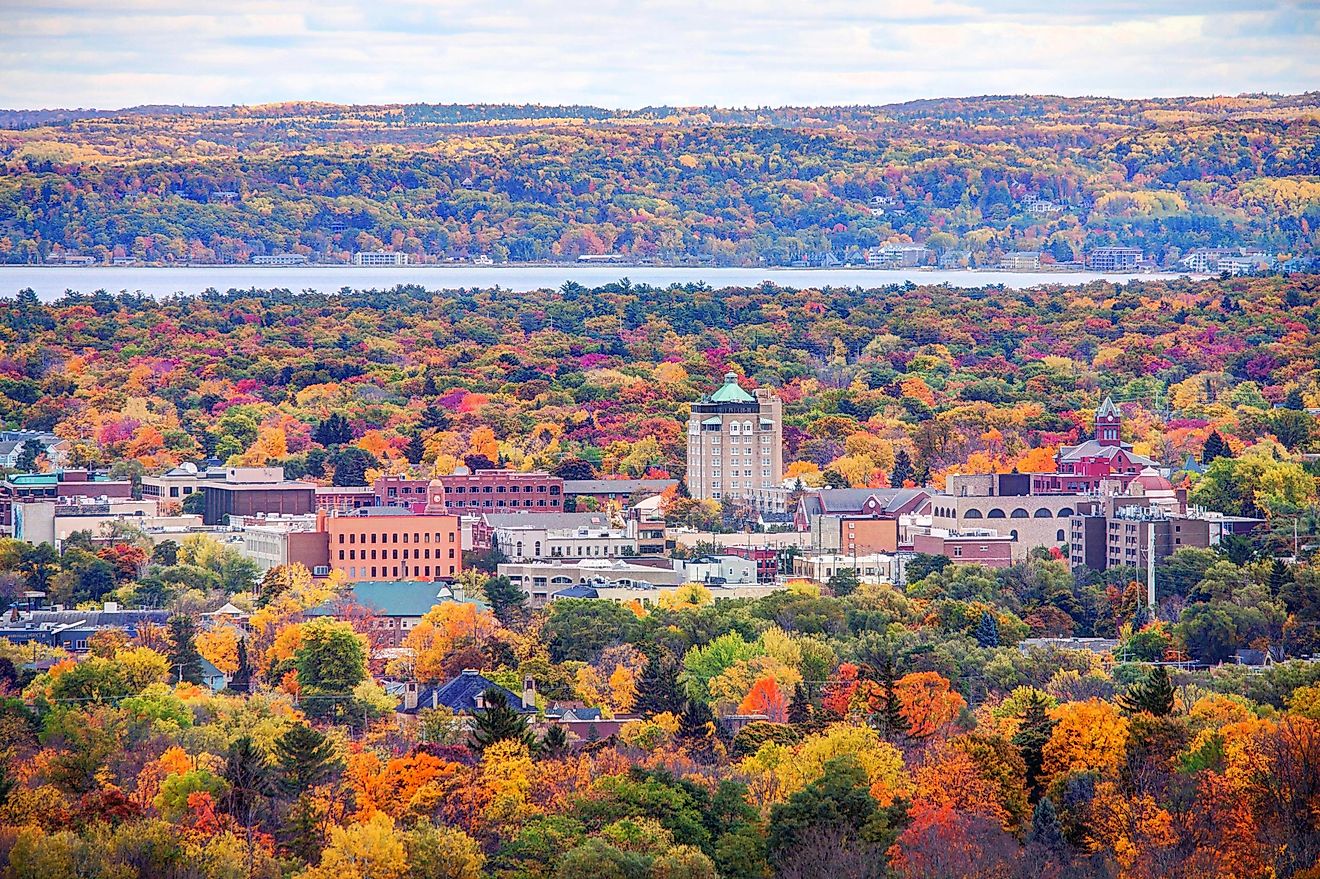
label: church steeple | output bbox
[1095,396,1122,446]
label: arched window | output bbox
[965,509,983,519]
[1011,508,1029,518]
[1034,508,1053,518]
[987,508,1006,518]
[1056,529,1066,542]
[534,541,542,557]
[1010,529,1019,540]
[1058,507,1074,517]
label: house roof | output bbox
[552,585,600,599]
[1058,440,1158,467]
[561,479,677,496]
[801,488,929,517]
[412,669,533,714]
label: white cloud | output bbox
[0,0,1315,108]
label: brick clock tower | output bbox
[1095,396,1122,447]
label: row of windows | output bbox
[449,498,558,508]
[953,506,1074,520]
[338,547,455,561]
[448,484,559,494]
[336,531,456,544]
[345,564,457,578]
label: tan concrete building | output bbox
[686,372,783,504]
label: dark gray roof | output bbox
[552,585,600,599]
[483,512,609,529]
[561,479,677,496]
[801,488,928,517]
[1058,440,1158,466]
[408,670,533,715]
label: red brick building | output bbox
[1031,398,1159,494]
[439,469,563,514]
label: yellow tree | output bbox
[1041,698,1130,784]
[300,812,408,879]
[404,603,500,683]
[196,626,240,675]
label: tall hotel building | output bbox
[686,372,783,502]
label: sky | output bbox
[1,0,1317,109]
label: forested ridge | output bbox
[2,94,1317,265]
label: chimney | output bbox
[103,601,119,613]
[523,676,536,710]
[403,681,418,712]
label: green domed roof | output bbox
[708,371,755,403]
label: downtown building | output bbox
[686,372,783,503]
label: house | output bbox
[0,440,28,469]
[307,580,486,648]
[199,657,229,692]
[401,669,534,714]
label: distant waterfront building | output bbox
[1088,247,1143,273]
[999,251,1042,271]
[866,245,929,268]
[1022,196,1065,216]
[353,251,408,267]
[686,373,783,503]
[252,253,308,266]
[57,254,96,266]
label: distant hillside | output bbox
[1,94,1317,266]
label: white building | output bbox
[999,251,1042,271]
[792,551,899,586]
[353,251,409,267]
[142,462,225,505]
[252,253,308,266]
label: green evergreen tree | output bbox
[223,736,273,831]
[419,403,450,431]
[677,698,717,755]
[890,449,914,486]
[1028,796,1065,850]
[1268,559,1292,596]
[167,614,203,684]
[827,567,861,597]
[404,432,427,465]
[787,682,811,725]
[538,724,570,759]
[873,657,906,741]
[634,650,684,718]
[330,447,379,487]
[470,688,536,753]
[312,413,354,446]
[273,723,341,796]
[1118,665,1176,717]
[483,574,527,624]
[228,637,252,693]
[975,610,1000,648]
[1012,690,1057,800]
[1201,430,1230,465]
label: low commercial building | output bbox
[142,462,224,505]
[792,551,898,585]
[440,469,563,515]
[1,469,133,532]
[201,467,316,526]
[13,499,201,549]
[930,473,1083,560]
[722,546,780,583]
[234,513,330,575]
[911,528,1015,568]
[499,555,771,606]
[999,251,1042,271]
[315,485,377,513]
[474,511,640,561]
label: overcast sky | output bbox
[2,0,1317,109]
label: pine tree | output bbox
[1028,797,1065,850]
[404,432,427,465]
[273,723,341,796]
[1012,690,1057,800]
[312,413,353,447]
[483,575,527,624]
[167,614,203,684]
[538,724,569,758]
[470,689,536,753]
[1118,665,1175,717]
[787,682,811,725]
[223,736,273,829]
[874,657,905,741]
[975,611,1000,648]
[228,637,252,693]
[634,650,684,718]
[1268,559,1292,597]
[419,404,450,431]
[1201,430,1230,465]
[677,698,717,760]
[890,449,914,487]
